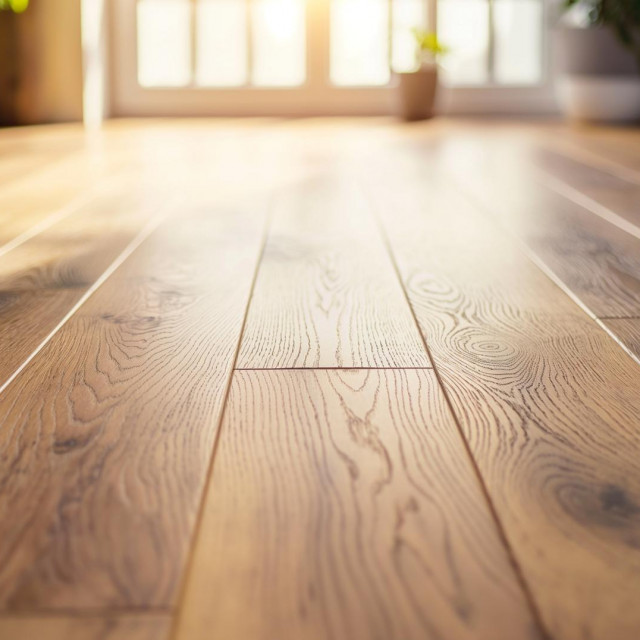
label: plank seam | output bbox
[536,169,640,242]
[595,318,640,368]
[234,366,435,371]
[0,175,123,260]
[0,201,175,398]
[445,173,640,370]
[539,136,640,186]
[167,202,273,639]
[359,180,553,640]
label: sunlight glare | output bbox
[253,0,306,86]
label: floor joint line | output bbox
[0,200,175,398]
[359,174,553,640]
[167,199,273,640]
[234,366,435,371]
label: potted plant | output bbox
[555,0,640,122]
[396,29,449,121]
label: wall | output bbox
[14,0,84,124]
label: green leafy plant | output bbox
[562,0,640,68]
[0,0,28,11]
[411,29,449,69]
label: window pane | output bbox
[137,0,191,87]
[252,0,306,87]
[392,0,428,72]
[330,0,390,86]
[494,0,543,84]
[438,0,489,84]
[196,0,248,86]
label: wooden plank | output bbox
[0,162,126,253]
[175,369,542,640]
[0,151,64,188]
[0,124,85,188]
[365,162,640,640]
[603,318,640,362]
[532,147,640,230]
[436,139,640,319]
[0,205,266,609]
[0,187,162,388]
[0,614,169,640]
[548,125,640,177]
[238,176,429,368]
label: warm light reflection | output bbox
[134,0,542,91]
[196,0,247,86]
[330,0,390,86]
[261,0,300,41]
[252,0,306,86]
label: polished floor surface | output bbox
[1,118,640,640]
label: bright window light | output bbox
[330,0,390,86]
[196,0,248,87]
[494,0,543,84]
[438,0,490,84]
[252,0,306,87]
[392,0,429,72]
[134,0,545,92]
[137,0,191,87]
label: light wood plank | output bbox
[238,176,429,368]
[533,147,640,230]
[0,187,162,387]
[0,125,85,188]
[175,369,542,640]
[603,318,640,362]
[0,614,169,640]
[549,125,640,177]
[0,151,64,188]
[0,206,266,609]
[0,157,127,253]
[434,138,640,318]
[366,163,640,640]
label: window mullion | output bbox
[246,0,254,86]
[428,0,436,33]
[189,0,197,86]
[487,0,495,84]
[387,0,393,74]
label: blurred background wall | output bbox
[0,0,84,125]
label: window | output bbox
[438,0,543,85]
[110,0,549,115]
[136,0,306,88]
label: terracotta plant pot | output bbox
[396,66,438,121]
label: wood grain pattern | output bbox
[533,147,640,230]
[548,125,640,177]
[176,369,541,640]
[3,119,640,638]
[434,138,640,319]
[0,187,161,387]
[366,162,640,640]
[0,155,135,255]
[0,206,266,610]
[0,614,169,640]
[238,176,429,368]
[0,184,102,252]
[0,125,85,188]
[602,318,640,362]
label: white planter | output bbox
[557,75,640,123]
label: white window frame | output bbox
[108,0,557,117]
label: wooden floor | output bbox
[1,118,640,640]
